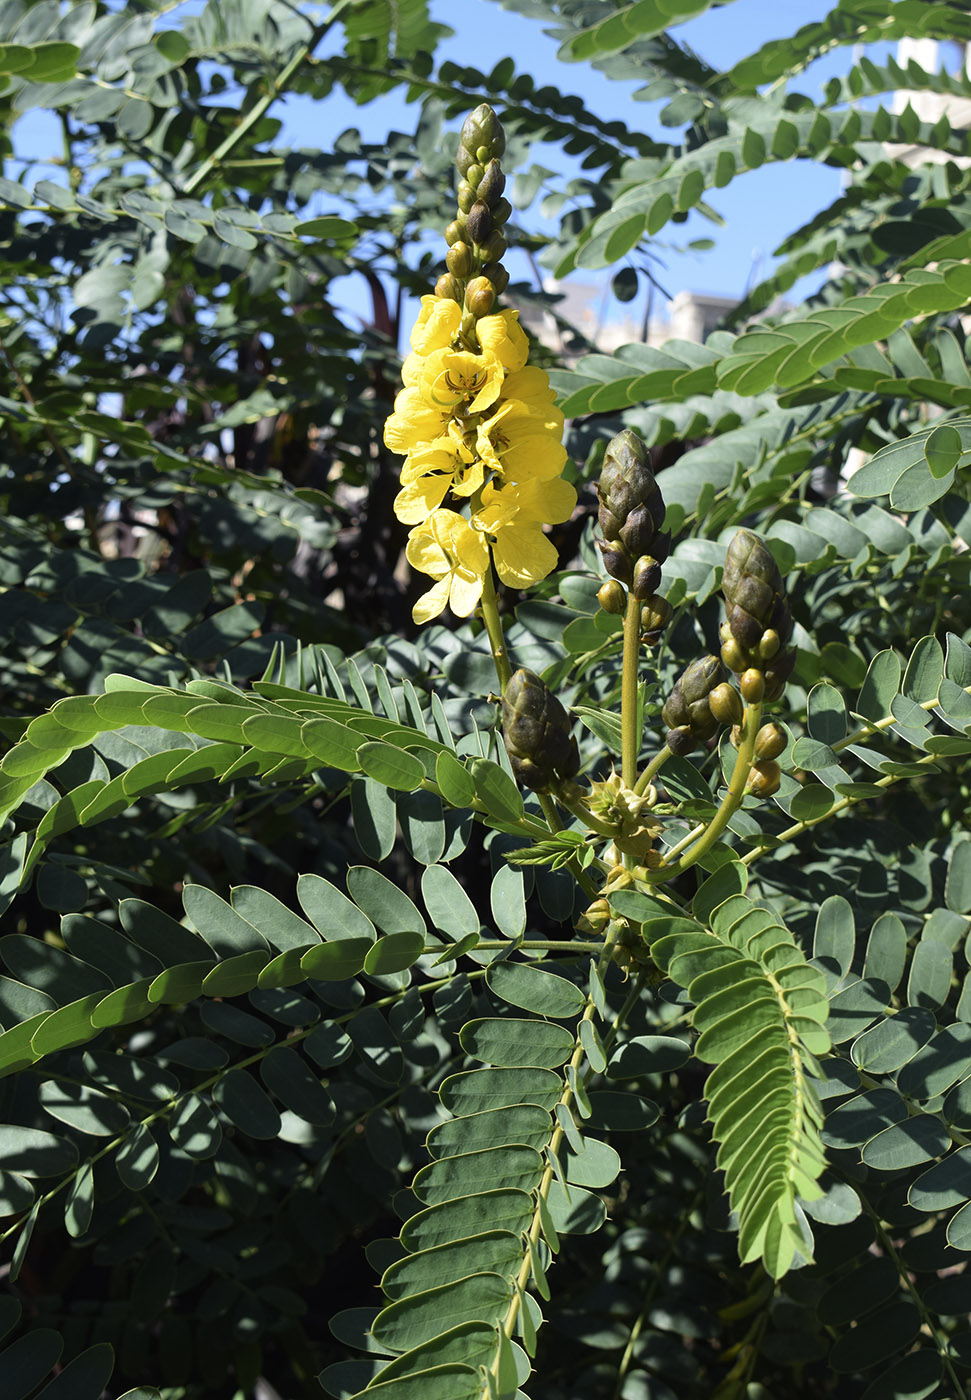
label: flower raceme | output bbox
[383,104,574,625]
[385,297,573,623]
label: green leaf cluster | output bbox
[2,1,971,1398]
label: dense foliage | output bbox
[2,1,971,1397]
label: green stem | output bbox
[183,11,342,196]
[740,765,905,868]
[554,792,617,839]
[474,940,601,953]
[660,820,707,864]
[537,792,563,832]
[621,589,641,789]
[634,743,671,794]
[478,564,512,692]
[643,700,762,883]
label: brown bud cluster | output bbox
[661,655,727,755]
[502,668,580,792]
[594,428,673,644]
[720,529,796,702]
[443,104,513,321]
[597,430,669,586]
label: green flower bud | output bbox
[747,760,781,798]
[662,655,725,750]
[445,218,466,245]
[465,276,495,316]
[763,648,796,702]
[740,668,765,704]
[457,180,476,213]
[640,596,672,641]
[466,200,493,244]
[632,554,662,601]
[597,579,627,614]
[466,162,485,189]
[460,104,506,164]
[476,160,506,206]
[478,231,507,263]
[480,261,509,295]
[597,429,669,583]
[720,638,747,673]
[754,722,786,761]
[490,196,512,227]
[758,628,781,662]
[446,241,474,277]
[666,725,695,756]
[709,682,743,727]
[435,273,464,302]
[502,668,580,791]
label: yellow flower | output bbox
[475,476,576,531]
[477,309,529,371]
[418,347,503,414]
[475,399,567,481]
[410,296,462,355]
[405,509,490,623]
[473,476,576,589]
[395,442,485,525]
[383,387,453,455]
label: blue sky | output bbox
[9,0,906,329]
[288,0,898,322]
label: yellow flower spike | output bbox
[476,309,529,371]
[383,107,575,625]
[405,509,490,623]
[409,295,462,354]
[418,347,504,414]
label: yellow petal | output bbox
[413,576,451,624]
[509,476,577,523]
[450,459,486,498]
[477,309,529,371]
[436,511,489,574]
[492,525,559,588]
[401,352,424,387]
[501,365,555,406]
[383,389,452,454]
[501,433,568,482]
[406,525,449,579]
[448,569,485,617]
[394,477,450,525]
[400,447,455,484]
[410,297,461,355]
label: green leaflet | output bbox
[0,681,464,841]
[649,890,829,1277]
[362,952,619,1387]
